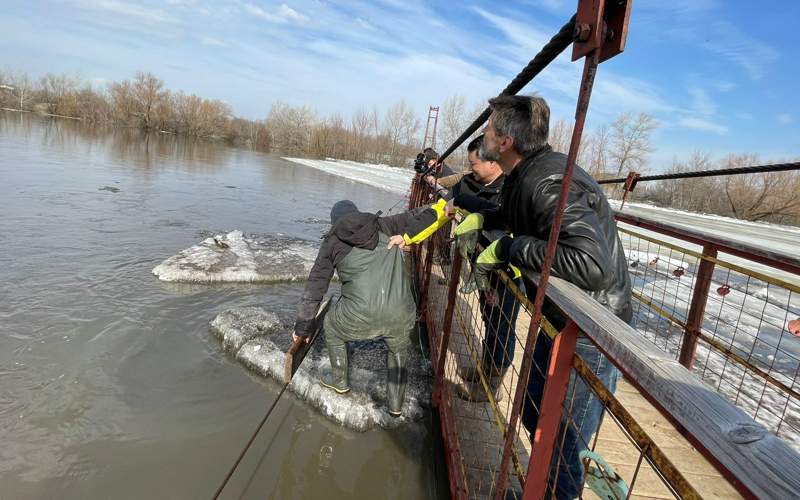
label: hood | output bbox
[331,212,380,250]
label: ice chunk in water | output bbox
[153,230,318,283]
[210,307,431,431]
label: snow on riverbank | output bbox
[283,157,415,195]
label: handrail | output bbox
[615,211,800,276]
[541,272,800,499]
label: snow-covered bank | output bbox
[283,157,414,195]
[210,307,430,431]
[153,230,318,283]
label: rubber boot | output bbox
[321,343,350,394]
[387,351,407,417]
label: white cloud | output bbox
[679,117,728,135]
[68,0,177,24]
[354,18,377,31]
[778,114,794,125]
[201,36,227,47]
[241,2,308,24]
[688,86,715,116]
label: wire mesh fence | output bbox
[407,193,740,497]
[618,224,800,449]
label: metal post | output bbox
[679,243,717,368]
[433,252,463,404]
[522,321,580,500]
[495,48,602,500]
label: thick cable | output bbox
[598,161,800,184]
[437,16,577,163]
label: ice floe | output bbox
[210,306,431,431]
[153,230,318,283]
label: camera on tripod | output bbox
[414,149,438,176]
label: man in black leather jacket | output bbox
[456,94,632,499]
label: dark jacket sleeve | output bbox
[507,179,614,292]
[454,193,497,214]
[294,236,336,336]
[479,206,505,231]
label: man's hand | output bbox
[292,332,310,345]
[423,175,437,188]
[387,234,408,251]
[444,200,456,219]
[454,213,484,259]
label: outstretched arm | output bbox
[294,238,336,337]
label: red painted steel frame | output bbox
[495,48,602,500]
[678,243,717,368]
[522,321,580,499]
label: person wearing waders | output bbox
[293,200,450,416]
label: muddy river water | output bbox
[0,112,444,499]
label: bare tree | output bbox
[383,100,419,166]
[130,72,167,130]
[610,112,657,177]
[11,73,34,111]
[266,101,317,154]
[723,154,800,223]
[586,124,610,177]
[439,94,469,167]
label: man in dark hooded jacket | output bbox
[293,200,448,416]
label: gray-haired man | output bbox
[455,94,632,499]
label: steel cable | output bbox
[437,16,577,162]
[598,161,800,184]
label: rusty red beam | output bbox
[495,48,602,500]
[522,321,580,499]
[434,252,463,404]
[678,243,717,368]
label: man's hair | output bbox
[487,94,549,155]
[466,134,484,153]
[423,147,439,162]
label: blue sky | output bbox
[1,0,797,169]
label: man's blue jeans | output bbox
[479,274,522,372]
[521,332,618,499]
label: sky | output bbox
[1,0,798,170]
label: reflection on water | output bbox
[0,112,443,499]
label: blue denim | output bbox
[479,274,523,371]
[521,333,618,499]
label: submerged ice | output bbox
[153,230,318,283]
[210,307,431,431]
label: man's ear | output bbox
[499,135,515,154]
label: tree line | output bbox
[2,69,797,225]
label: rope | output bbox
[212,381,290,500]
[598,161,800,184]
[437,16,577,163]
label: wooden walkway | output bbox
[427,266,740,499]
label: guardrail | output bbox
[615,212,800,450]
[410,179,800,499]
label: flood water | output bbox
[0,112,444,499]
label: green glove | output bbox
[454,213,484,259]
[461,236,513,294]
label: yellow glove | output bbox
[454,213,483,259]
[461,236,514,293]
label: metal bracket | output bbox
[572,0,633,62]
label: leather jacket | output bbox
[482,146,632,322]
